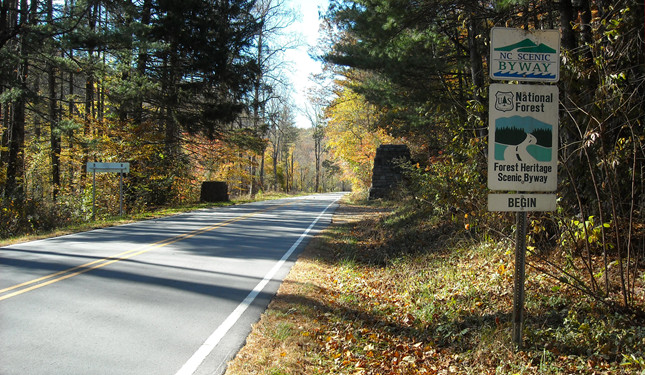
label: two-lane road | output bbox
[0,193,344,375]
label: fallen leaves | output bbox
[225,202,645,375]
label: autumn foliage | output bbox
[325,87,398,191]
[226,201,645,374]
[320,0,645,312]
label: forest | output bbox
[1,0,645,313]
[321,0,644,313]
[0,0,342,238]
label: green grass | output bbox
[267,322,295,341]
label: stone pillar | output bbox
[200,181,229,202]
[368,144,411,200]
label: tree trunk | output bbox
[0,103,10,177]
[85,2,96,129]
[97,5,105,126]
[283,150,289,192]
[259,146,266,191]
[164,47,181,159]
[34,74,41,139]
[4,0,29,200]
[273,138,279,191]
[47,0,61,200]
[559,0,576,51]
[250,24,264,197]
[134,0,152,125]
[314,127,322,193]
[248,155,256,197]
[579,0,593,63]
[290,150,294,192]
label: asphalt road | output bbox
[0,193,344,375]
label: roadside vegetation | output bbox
[1,0,343,242]
[320,0,644,316]
[226,196,645,374]
[0,191,297,247]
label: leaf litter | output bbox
[225,201,645,375]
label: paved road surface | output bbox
[0,193,344,375]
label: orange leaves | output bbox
[319,317,440,374]
[310,253,449,374]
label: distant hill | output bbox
[496,115,553,135]
[495,39,536,51]
[495,39,556,53]
[518,43,556,53]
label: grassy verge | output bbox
[0,192,300,247]
[225,199,645,374]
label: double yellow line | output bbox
[0,203,290,302]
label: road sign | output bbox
[87,162,130,173]
[87,162,130,219]
[490,27,560,82]
[488,28,561,350]
[488,193,556,212]
[488,83,558,192]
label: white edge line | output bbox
[175,196,341,375]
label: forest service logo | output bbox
[495,91,514,112]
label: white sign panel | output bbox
[488,84,558,192]
[488,193,556,212]
[490,27,560,82]
[87,162,130,173]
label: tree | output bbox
[0,0,279,231]
[323,1,493,148]
[304,101,325,192]
[266,99,296,191]
[322,0,645,310]
[150,0,260,144]
[2,0,34,200]
[325,85,396,191]
[247,0,297,195]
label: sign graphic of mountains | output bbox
[493,39,557,79]
[495,39,556,53]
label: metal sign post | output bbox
[87,162,130,220]
[92,169,96,221]
[119,172,124,217]
[513,211,527,347]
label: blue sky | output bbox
[283,0,330,128]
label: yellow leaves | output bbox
[325,86,401,190]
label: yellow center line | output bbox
[0,202,293,302]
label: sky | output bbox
[282,0,330,128]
